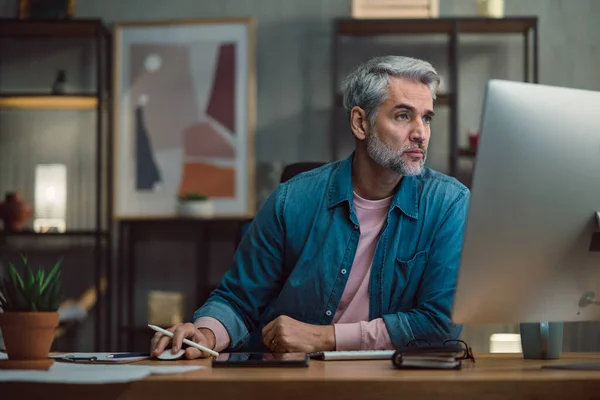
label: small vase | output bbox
[0,312,59,370]
[52,69,67,95]
[0,192,32,232]
[477,0,504,18]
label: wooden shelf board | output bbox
[0,18,109,38]
[0,229,108,237]
[0,96,98,109]
[335,17,537,36]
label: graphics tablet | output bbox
[211,352,309,368]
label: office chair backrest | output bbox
[280,162,326,183]
[238,162,326,244]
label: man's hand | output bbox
[150,322,216,359]
[261,315,335,353]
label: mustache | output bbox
[401,143,426,153]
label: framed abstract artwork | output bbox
[113,18,256,218]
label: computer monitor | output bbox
[452,79,600,325]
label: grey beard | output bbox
[366,128,426,176]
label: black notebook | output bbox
[392,344,463,370]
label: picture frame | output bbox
[112,18,256,219]
[18,0,75,19]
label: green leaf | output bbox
[7,263,24,291]
[40,258,61,294]
[4,279,28,311]
[0,288,7,309]
[37,267,45,285]
[0,279,14,310]
[20,254,28,266]
[29,282,41,311]
[25,264,35,294]
[49,279,62,311]
[41,279,56,311]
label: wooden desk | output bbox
[3,353,600,399]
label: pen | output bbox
[147,324,219,357]
[64,355,97,362]
[107,352,149,359]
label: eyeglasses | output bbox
[405,338,475,363]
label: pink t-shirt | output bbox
[195,191,395,352]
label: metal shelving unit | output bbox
[330,17,539,180]
[0,18,113,351]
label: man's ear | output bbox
[350,106,369,141]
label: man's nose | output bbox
[410,119,426,142]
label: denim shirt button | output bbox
[325,310,332,316]
[341,269,347,275]
[353,225,359,230]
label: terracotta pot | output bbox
[0,312,59,361]
[0,192,32,232]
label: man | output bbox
[152,55,470,359]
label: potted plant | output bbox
[0,255,62,370]
[177,192,214,217]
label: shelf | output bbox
[459,148,477,158]
[335,17,537,36]
[0,229,109,237]
[118,216,253,223]
[0,95,99,109]
[336,93,452,107]
[0,18,109,38]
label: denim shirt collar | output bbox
[327,153,419,220]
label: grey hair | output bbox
[341,55,440,127]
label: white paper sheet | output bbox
[0,353,204,383]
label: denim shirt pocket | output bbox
[391,250,429,311]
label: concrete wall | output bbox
[1,0,599,352]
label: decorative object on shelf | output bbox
[0,192,32,232]
[33,164,67,233]
[113,18,256,219]
[352,0,439,19]
[176,193,214,218]
[0,255,63,370]
[18,0,75,19]
[51,70,67,95]
[476,0,504,18]
[147,290,185,327]
[468,130,480,150]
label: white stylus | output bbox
[148,324,219,357]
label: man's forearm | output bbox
[382,308,461,348]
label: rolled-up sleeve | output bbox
[335,318,394,350]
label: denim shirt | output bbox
[193,153,470,351]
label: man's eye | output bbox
[397,113,408,120]
[423,115,432,124]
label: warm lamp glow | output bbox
[34,164,67,233]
